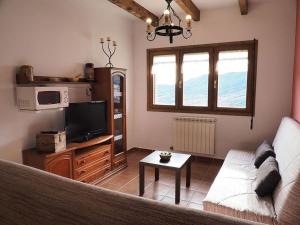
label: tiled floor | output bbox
[97,150,222,210]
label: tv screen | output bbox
[65,101,107,142]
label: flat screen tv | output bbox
[65,101,107,142]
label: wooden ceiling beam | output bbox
[108,0,159,26]
[239,0,248,15]
[175,0,200,21]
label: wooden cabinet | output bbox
[22,69,128,183]
[23,135,116,184]
[45,153,73,178]
[93,67,127,170]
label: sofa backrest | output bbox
[0,159,262,225]
[272,117,300,224]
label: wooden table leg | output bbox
[155,167,159,181]
[139,163,145,196]
[186,160,191,188]
[175,170,181,204]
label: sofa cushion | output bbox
[203,150,276,224]
[254,156,281,197]
[254,141,275,168]
[272,117,300,225]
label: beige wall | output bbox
[132,0,297,159]
[0,0,134,162]
[0,0,297,162]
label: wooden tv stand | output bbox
[22,135,127,184]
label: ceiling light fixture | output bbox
[146,0,192,44]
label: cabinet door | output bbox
[45,153,73,179]
[112,71,127,156]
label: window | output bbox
[182,52,210,107]
[147,40,257,115]
[152,55,176,106]
[216,50,248,109]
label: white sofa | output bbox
[203,117,300,225]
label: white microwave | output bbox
[16,86,69,110]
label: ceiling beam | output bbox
[239,0,248,15]
[108,0,159,26]
[175,0,200,21]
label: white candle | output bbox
[146,18,152,25]
[164,10,170,24]
[186,15,192,30]
[146,18,153,33]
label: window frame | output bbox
[148,50,180,111]
[147,40,257,116]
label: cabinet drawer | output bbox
[75,145,111,169]
[74,157,111,179]
[78,165,111,183]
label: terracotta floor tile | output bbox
[143,190,165,201]
[157,173,174,183]
[99,176,130,189]
[197,181,212,193]
[189,179,212,193]
[161,175,194,189]
[118,177,139,195]
[99,181,122,191]
[144,182,171,196]
[190,191,207,204]
[192,169,208,179]
[160,196,189,206]
[188,202,203,210]
[165,188,194,201]
[202,165,220,182]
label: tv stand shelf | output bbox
[22,134,127,184]
[67,135,113,151]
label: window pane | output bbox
[217,50,248,109]
[182,53,209,107]
[152,55,176,105]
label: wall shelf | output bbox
[16,74,95,86]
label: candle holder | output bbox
[100,37,117,68]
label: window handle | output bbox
[178,80,182,89]
[214,80,217,89]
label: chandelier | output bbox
[146,0,192,44]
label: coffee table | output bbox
[139,151,192,204]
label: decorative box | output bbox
[36,131,66,153]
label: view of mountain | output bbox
[154,72,247,108]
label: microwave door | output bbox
[35,91,62,110]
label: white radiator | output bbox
[173,117,216,156]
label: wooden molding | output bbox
[108,0,159,26]
[175,0,200,21]
[239,0,248,15]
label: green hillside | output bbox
[155,72,247,108]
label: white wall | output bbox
[132,0,297,159]
[0,0,134,162]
